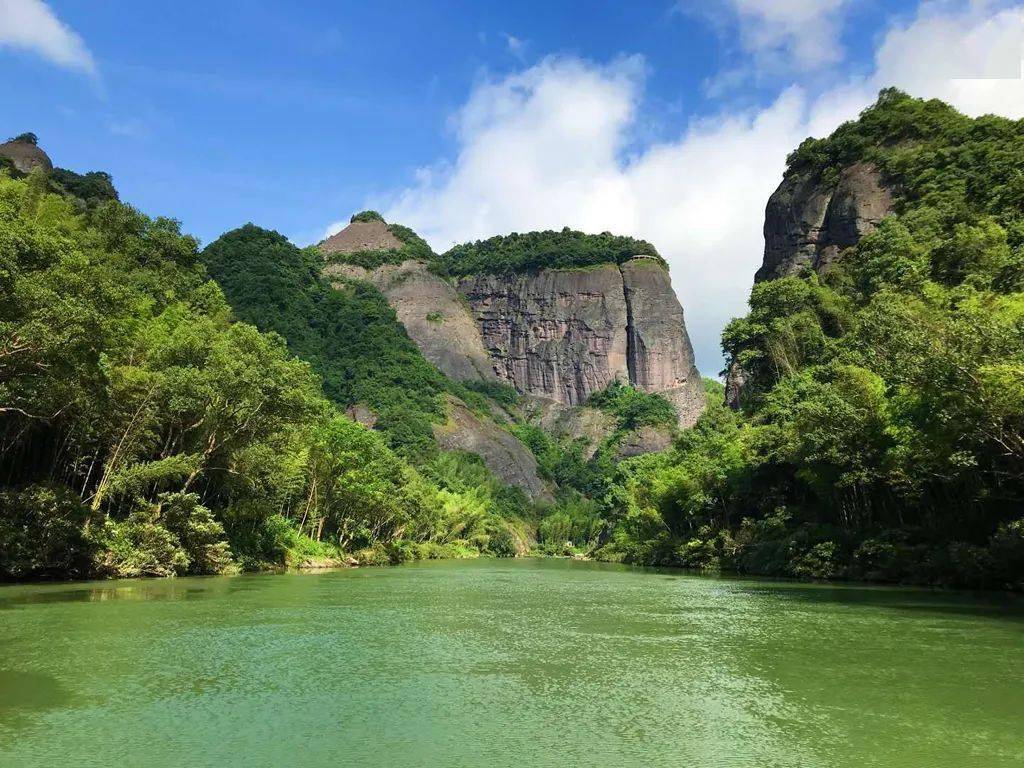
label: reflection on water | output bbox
[0,559,1021,768]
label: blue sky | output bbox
[2,0,1022,373]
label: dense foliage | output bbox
[598,91,1024,590]
[438,227,664,275]
[50,168,119,210]
[587,380,677,431]
[0,173,523,580]
[203,225,450,458]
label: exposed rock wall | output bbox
[458,257,704,426]
[0,139,53,174]
[324,260,498,383]
[730,162,896,408]
[756,162,894,282]
[457,263,630,407]
[619,258,705,426]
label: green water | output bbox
[1,559,1021,767]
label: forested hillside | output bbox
[0,169,529,580]
[595,91,1024,589]
[203,225,452,459]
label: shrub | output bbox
[0,484,100,580]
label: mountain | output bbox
[607,89,1024,589]
[323,221,705,428]
[0,133,53,174]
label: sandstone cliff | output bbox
[321,219,705,431]
[756,162,894,282]
[458,257,704,426]
[0,137,53,174]
[728,161,895,408]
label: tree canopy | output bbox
[598,91,1024,590]
[438,227,664,276]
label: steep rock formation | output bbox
[620,258,705,426]
[756,162,894,282]
[616,425,673,458]
[458,257,704,426]
[433,397,549,501]
[0,139,52,175]
[324,260,497,383]
[724,359,747,410]
[458,263,630,407]
[321,219,402,253]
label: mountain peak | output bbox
[0,134,53,175]
[321,218,404,255]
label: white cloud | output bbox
[873,3,1024,117]
[727,0,852,69]
[0,0,95,74]
[692,0,853,91]
[362,2,1024,374]
[503,33,526,60]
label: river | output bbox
[1,558,1021,767]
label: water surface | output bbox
[1,558,1021,767]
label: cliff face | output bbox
[619,258,705,426]
[320,220,705,430]
[457,263,629,406]
[0,139,52,175]
[458,256,704,426]
[324,260,497,383]
[756,162,893,282]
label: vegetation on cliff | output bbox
[438,227,664,275]
[597,91,1024,590]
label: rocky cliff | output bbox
[0,137,53,175]
[756,162,894,282]
[324,259,498,383]
[458,256,704,426]
[321,220,705,430]
[727,161,896,409]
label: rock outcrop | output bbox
[0,138,52,175]
[615,425,673,458]
[458,263,629,407]
[619,257,705,426]
[458,257,704,426]
[531,398,617,460]
[433,397,549,500]
[756,162,894,282]
[324,260,497,383]
[724,359,747,410]
[321,219,402,254]
[320,218,705,437]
